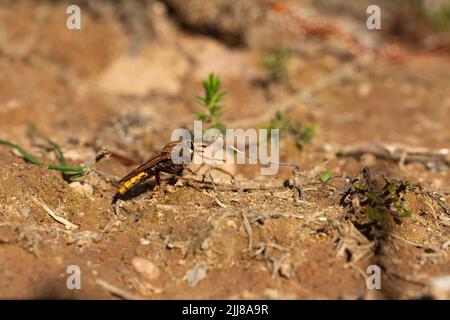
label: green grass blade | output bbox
[0,140,88,174]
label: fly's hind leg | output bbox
[154,168,176,193]
[154,169,161,185]
[152,168,164,193]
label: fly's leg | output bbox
[159,166,201,191]
[153,168,169,193]
[155,169,161,185]
[184,167,197,175]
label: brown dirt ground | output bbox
[0,1,449,299]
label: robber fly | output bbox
[113,137,201,203]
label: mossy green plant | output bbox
[363,179,412,222]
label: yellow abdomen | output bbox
[118,172,148,194]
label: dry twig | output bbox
[336,144,450,166]
[241,211,253,252]
[180,175,286,191]
[96,279,143,300]
[32,197,78,230]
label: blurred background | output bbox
[0,1,449,169]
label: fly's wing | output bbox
[118,141,182,184]
[161,140,183,154]
[118,152,170,184]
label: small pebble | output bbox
[429,275,450,299]
[357,83,372,97]
[69,182,93,197]
[20,207,31,217]
[185,265,207,287]
[132,257,160,281]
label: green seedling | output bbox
[262,48,291,81]
[195,73,227,134]
[319,170,333,184]
[418,2,450,31]
[267,111,316,149]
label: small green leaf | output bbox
[194,112,209,121]
[396,204,412,218]
[400,209,412,218]
[320,170,333,183]
[364,205,385,221]
[296,124,316,148]
[196,72,227,131]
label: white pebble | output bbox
[132,257,160,281]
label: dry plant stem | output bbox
[186,211,237,254]
[96,279,143,300]
[203,190,227,208]
[387,270,427,286]
[258,242,291,252]
[205,167,219,193]
[334,221,375,263]
[336,144,450,166]
[226,144,300,169]
[241,211,253,252]
[420,190,450,215]
[93,169,120,185]
[398,150,408,170]
[271,253,289,277]
[248,211,304,223]
[180,175,286,191]
[390,233,428,249]
[442,240,450,250]
[390,233,443,254]
[32,197,78,230]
